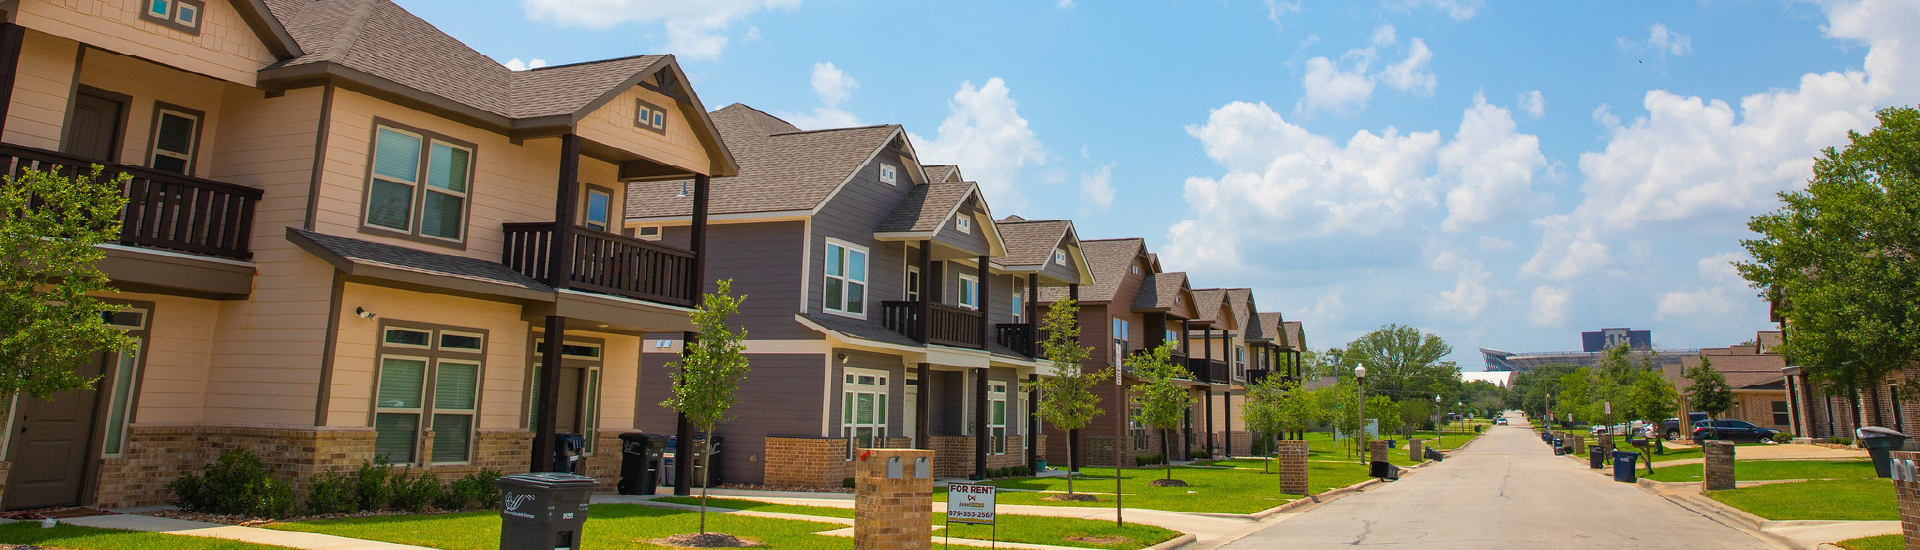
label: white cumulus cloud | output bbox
[518,0,800,59]
[912,78,1048,211]
[1656,252,1751,320]
[1300,54,1376,115]
[1518,90,1545,118]
[777,62,864,130]
[1433,255,1497,319]
[1438,94,1546,231]
[502,58,548,71]
[1380,38,1437,96]
[1529,285,1570,327]
[1617,23,1693,57]
[1079,165,1115,211]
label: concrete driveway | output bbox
[1221,412,1783,549]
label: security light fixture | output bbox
[355,307,376,320]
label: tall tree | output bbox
[661,280,750,536]
[1625,369,1679,471]
[1738,105,1920,427]
[1032,298,1109,497]
[1684,357,1735,441]
[1,167,135,400]
[1321,380,1366,461]
[1128,343,1194,484]
[1240,373,1287,473]
[1341,324,1460,402]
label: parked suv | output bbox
[1691,419,1780,443]
[1661,412,1710,441]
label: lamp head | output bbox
[1354,366,1366,379]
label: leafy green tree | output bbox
[1299,348,1346,380]
[1321,380,1366,461]
[661,280,750,536]
[1340,324,1461,403]
[1684,357,1735,440]
[1738,105,1920,427]
[1,166,135,401]
[1032,297,1109,497]
[1397,399,1434,437]
[1240,373,1287,473]
[1625,369,1679,470]
[1507,363,1578,418]
[1128,343,1194,483]
[1553,368,1594,429]
[1367,395,1400,437]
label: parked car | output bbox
[1661,412,1710,441]
[1691,419,1780,443]
[1590,420,1649,437]
[1494,417,1509,426]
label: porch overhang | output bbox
[98,243,254,300]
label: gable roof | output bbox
[1680,353,1786,390]
[877,181,981,233]
[1225,289,1258,338]
[1039,238,1144,303]
[1189,289,1226,324]
[1283,321,1305,351]
[923,165,958,183]
[1131,272,1190,312]
[256,0,736,175]
[1255,313,1286,346]
[626,104,900,219]
[994,219,1069,266]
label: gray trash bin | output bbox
[1589,448,1606,469]
[1857,427,1911,478]
[495,472,597,550]
[617,432,668,495]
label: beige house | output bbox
[0,0,738,510]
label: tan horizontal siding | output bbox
[575,81,714,176]
[4,31,79,149]
[17,0,273,86]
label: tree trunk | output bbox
[698,438,709,534]
[1065,436,1075,495]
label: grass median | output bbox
[1642,459,1877,482]
[268,503,847,549]
[651,496,1181,550]
[1704,478,1895,521]
[1838,534,1902,550]
[0,523,298,550]
[948,460,1375,514]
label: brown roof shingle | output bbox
[626,104,897,218]
[1189,289,1226,323]
[923,165,958,183]
[1132,272,1189,311]
[1256,313,1286,346]
[1039,238,1143,303]
[992,219,1071,267]
[1225,289,1258,338]
[877,181,977,233]
[1283,321,1305,351]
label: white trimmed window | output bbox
[956,216,972,234]
[100,307,149,457]
[905,266,921,302]
[1054,249,1067,266]
[824,240,869,317]
[1129,407,1149,451]
[636,226,662,241]
[1235,346,1247,380]
[149,108,199,175]
[880,164,898,185]
[989,382,1008,454]
[375,325,486,464]
[1010,277,1025,322]
[957,274,980,309]
[365,124,474,242]
[1165,329,1179,351]
[583,187,612,232]
[843,368,889,458]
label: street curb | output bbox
[1231,474,1390,520]
[1144,533,1197,550]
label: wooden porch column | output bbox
[548,135,581,290]
[688,173,710,297]
[1205,388,1215,454]
[916,363,931,449]
[977,255,991,349]
[1026,274,1039,356]
[974,368,988,480]
[1027,373,1039,470]
[674,331,697,495]
[1144,312,1166,352]
[0,23,24,137]
[916,242,932,344]
[531,315,567,471]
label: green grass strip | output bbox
[620,496,1182,550]
[1705,479,1895,521]
[270,503,848,549]
[1642,459,1877,482]
[0,523,298,550]
[1838,534,1903,550]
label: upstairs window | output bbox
[905,266,921,302]
[364,123,474,245]
[957,274,980,310]
[147,105,200,175]
[634,99,667,134]
[583,186,612,232]
[879,164,898,185]
[825,240,868,317]
[1112,318,1129,364]
[142,0,203,34]
[1054,249,1068,266]
[956,216,972,234]
[1010,277,1024,321]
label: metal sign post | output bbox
[946,482,998,548]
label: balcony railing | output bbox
[1,143,260,260]
[879,300,983,349]
[996,323,1035,357]
[1185,357,1229,384]
[501,222,696,307]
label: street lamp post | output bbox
[1354,366,1367,462]
[1434,394,1442,447]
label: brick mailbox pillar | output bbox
[1408,438,1424,462]
[1891,451,1920,550]
[1276,440,1309,495]
[855,448,934,550]
[1704,441,1736,491]
[1569,435,1585,456]
[1368,439,1387,464]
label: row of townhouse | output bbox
[0,0,1310,509]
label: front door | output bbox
[65,91,125,162]
[3,354,108,510]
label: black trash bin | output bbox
[495,472,597,550]
[1589,448,1606,469]
[666,435,725,488]
[617,433,669,495]
[552,433,586,474]
[1369,460,1400,480]
[1612,450,1640,483]
[1424,447,1444,462]
[1857,427,1911,478]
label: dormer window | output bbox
[1054,249,1067,266]
[880,164,898,185]
[956,216,971,234]
[634,99,667,134]
[1132,265,1140,275]
[142,0,204,34]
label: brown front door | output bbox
[3,354,108,510]
[64,91,125,163]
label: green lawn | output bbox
[951,460,1374,514]
[0,523,297,550]
[269,503,848,549]
[1838,534,1903,550]
[1642,460,1878,482]
[1705,479,1896,521]
[650,496,1180,550]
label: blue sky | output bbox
[399,0,1919,370]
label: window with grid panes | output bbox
[365,124,473,242]
[842,369,889,458]
[824,240,868,317]
[989,382,1008,454]
[374,325,485,464]
[1129,407,1149,451]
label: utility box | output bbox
[495,472,598,550]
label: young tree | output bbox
[1683,357,1735,441]
[1367,395,1400,438]
[1031,297,1109,498]
[1739,105,1920,428]
[1128,343,1194,485]
[1397,399,1433,437]
[1625,369,1679,471]
[1322,381,1366,461]
[1,167,136,401]
[661,280,750,537]
[1240,373,1288,474]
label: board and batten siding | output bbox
[655,221,814,340]
[807,148,913,320]
[574,77,717,177]
[15,0,276,86]
[3,31,80,149]
[927,199,991,257]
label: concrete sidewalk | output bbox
[57,513,432,550]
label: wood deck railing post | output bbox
[916,242,932,344]
[1027,373,1039,470]
[689,173,709,298]
[1026,274,1038,356]
[977,255,990,350]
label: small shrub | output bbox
[1190,450,1212,459]
[305,470,357,515]
[842,477,856,489]
[167,448,294,518]
[354,459,394,512]
[439,470,503,511]
[1134,454,1166,467]
[1830,436,1855,446]
[389,468,443,512]
[1772,432,1795,444]
[1007,465,1032,477]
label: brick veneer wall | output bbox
[1080,431,1183,467]
[763,436,853,489]
[1891,451,1920,550]
[853,449,934,549]
[1368,440,1387,464]
[1568,435,1584,456]
[1703,441,1736,491]
[1408,438,1424,461]
[1275,440,1308,496]
[1220,431,1252,456]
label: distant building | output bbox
[1482,327,1687,372]
[1583,328,1652,352]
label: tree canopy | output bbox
[1341,324,1462,402]
[0,167,135,399]
[1128,343,1193,481]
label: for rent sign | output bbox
[946,482,997,525]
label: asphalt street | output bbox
[1221,412,1781,549]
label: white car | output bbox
[1589,421,1651,437]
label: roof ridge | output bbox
[1083,237,1145,243]
[767,123,901,137]
[523,53,659,72]
[328,0,379,63]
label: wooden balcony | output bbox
[1,143,260,260]
[879,300,984,349]
[501,222,697,307]
[995,323,1036,357]
[1185,357,1228,384]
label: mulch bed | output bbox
[649,533,764,547]
[0,508,115,521]
[1065,535,1133,545]
[1146,479,1189,487]
[1041,494,1101,502]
